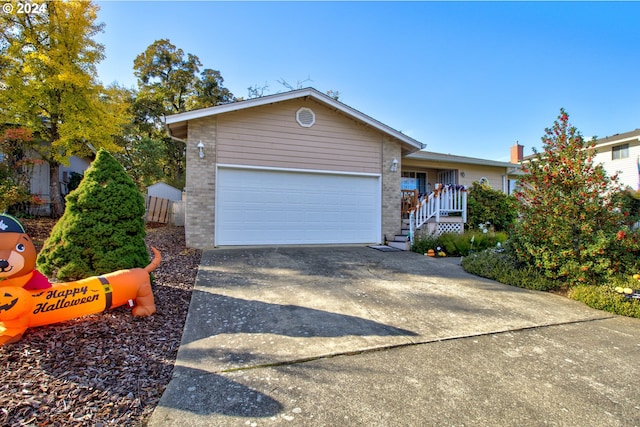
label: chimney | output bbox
[510,142,523,163]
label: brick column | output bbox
[381,136,401,244]
[185,117,216,249]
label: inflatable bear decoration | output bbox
[0,214,158,345]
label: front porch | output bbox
[388,184,467,250]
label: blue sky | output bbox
[94,1,640,162]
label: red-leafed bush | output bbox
[511,109,640,286]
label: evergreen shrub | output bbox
[37,149,149,281]
[466,181,518,232]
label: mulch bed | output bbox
[0,219,201,426]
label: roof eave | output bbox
[406,151,518,168]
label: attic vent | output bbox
[296,107,316,127]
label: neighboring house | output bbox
[165,87,520,249]
[592,129,640,190]
[147,182,183,202]
[515,129,640,191]
[28,155,91,216]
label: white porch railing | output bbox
[408,184,467,244]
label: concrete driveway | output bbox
[148,246,640,426]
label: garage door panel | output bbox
[216,168,380,245]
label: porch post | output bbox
[462,190,467,223]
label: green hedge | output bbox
[461,248,559,291]
[462,247,640,319]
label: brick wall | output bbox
[381,136,401,243]
[185,117,216,249]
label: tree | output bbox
[247,82,270,99]
[133,39,202,119]
[131,39,235,187]
[189,69,234,110]
[0,127,37,212]
[511,109,639,285]
[36,149,148,281]
[117,137,167,188]
[245,79,340,101]
[0,0,131,217]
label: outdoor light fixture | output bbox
[197,141,205,158]
[390,157,398,172]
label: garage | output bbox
[216,167,381,246]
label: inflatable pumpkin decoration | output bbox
[0,214,159,345]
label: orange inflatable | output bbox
[0,214,158,345]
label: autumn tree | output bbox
[0,0,130,217]
[126,39,234,188]
[511,109,639,285]
[0,127,37,212]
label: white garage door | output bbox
[216,168,380,245]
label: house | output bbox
[592,129,640,190]
[165,88,422,248]
[165,88,520,249]
[514,129,640,191]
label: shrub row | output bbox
[568,280,640,319]
[461,248,559,291]
[461,247,640,319]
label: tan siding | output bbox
[216,99,382,173]
[402,159,508,192]
[459,167,505,190]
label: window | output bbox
[401,171,428,194]
[612,144,629,160]
[437,169,458,186]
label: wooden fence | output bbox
[146,196,170,223]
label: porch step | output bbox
[386,232,410,251]
[387,240,410,251]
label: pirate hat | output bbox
[0,214,26,233]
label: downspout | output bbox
[164,118,187,144]
[505,166,519,194]
[502,172,507,194]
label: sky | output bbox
[94,1,640,162]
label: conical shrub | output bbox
[37,149,149,281]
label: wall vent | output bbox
[296,107,316,127]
